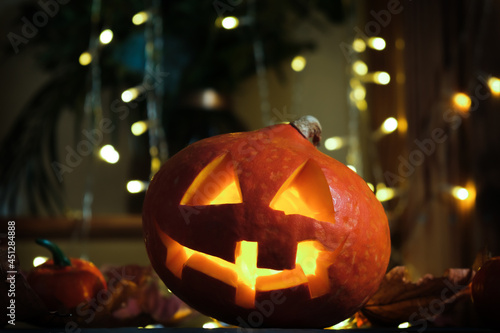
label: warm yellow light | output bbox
[156,222,329,309]
[99,144,119,164]
[374,71,391,85]
[132,11,149,25]
[99,29,114,44]
[295,241,322,276]
[131,121,148,136]
[202,322,218,329]
[352,39,366,52]
[488,77,500,96]
[398,116,408,134]
[121,87,141,103]
[181,153,243,206]
[452,92,471,112]
[398,322,410,329]
[33,256,48,267]
[329,318,352,330]
[381,117,398,134]
[356,99,368,111]
[367,182,375,192]
[222,16,239,29]
[451,186,469,201]
[368,37,386,50]
[291,55,307,72]
[127,180,147,193]
[352,60,368,76]
[376,187,395,202]
[151,157,161,175]
[324,137,345,151]
[352,86,366,100]
[79,51,92,66]
[209,181,241,205]
[347,165,357,173]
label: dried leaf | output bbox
[362,266,474,327]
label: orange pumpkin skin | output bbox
[142,121,391,328]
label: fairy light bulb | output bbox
[381,117,398,134]
[131,121,148,136]
[127,180,147,193]
[99,145,120,164]
[374,71,391,85]
[368,37,386,50]
[451,186,469,201]
[79,51,92,66]
[99,29,114,44]
[324,137,345,151]
[291,56,306,72]
[121,87,141,103]
[452,92,471,113]
[487,77,500,96]
[132,11,149,25]
[352,60,368,76]
[222,16,239,29]
[352,39,366,52]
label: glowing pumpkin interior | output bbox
[160,153,339,308]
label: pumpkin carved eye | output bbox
[180,152,242,206]
[269,159,335,223]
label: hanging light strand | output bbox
[144,0,169,178]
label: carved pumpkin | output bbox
[142,116,391,328]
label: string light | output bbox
[367,37,386,50]
[352,60,368,76]
[121,87,142,103]
[132,11,149,25]
[347,165,357,173]
[99,145,120,164]
[351,86,366,101]
[131,121,148,136]
[127,180,148,193]
[373,71,391,85]
[221,16,239,29]
[367,182,375,192]
[324,136,346,151]
[355,99,368,111]
[381,117,398,134]
[79,51,92,66]
[99,29,114,44]
[487,77,500,96]
[376,187,395,202]
[33,256,48,267]
[452,92,471,113]
[291,55,306,72]
[352,39,366,53]
[451,186,469,201]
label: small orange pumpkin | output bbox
[142,116,390,328]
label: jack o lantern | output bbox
[142,116,391,328]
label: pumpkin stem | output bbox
[35,238,72,267]
[291,115,322,147]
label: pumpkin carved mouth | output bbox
[155,221,345,308]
